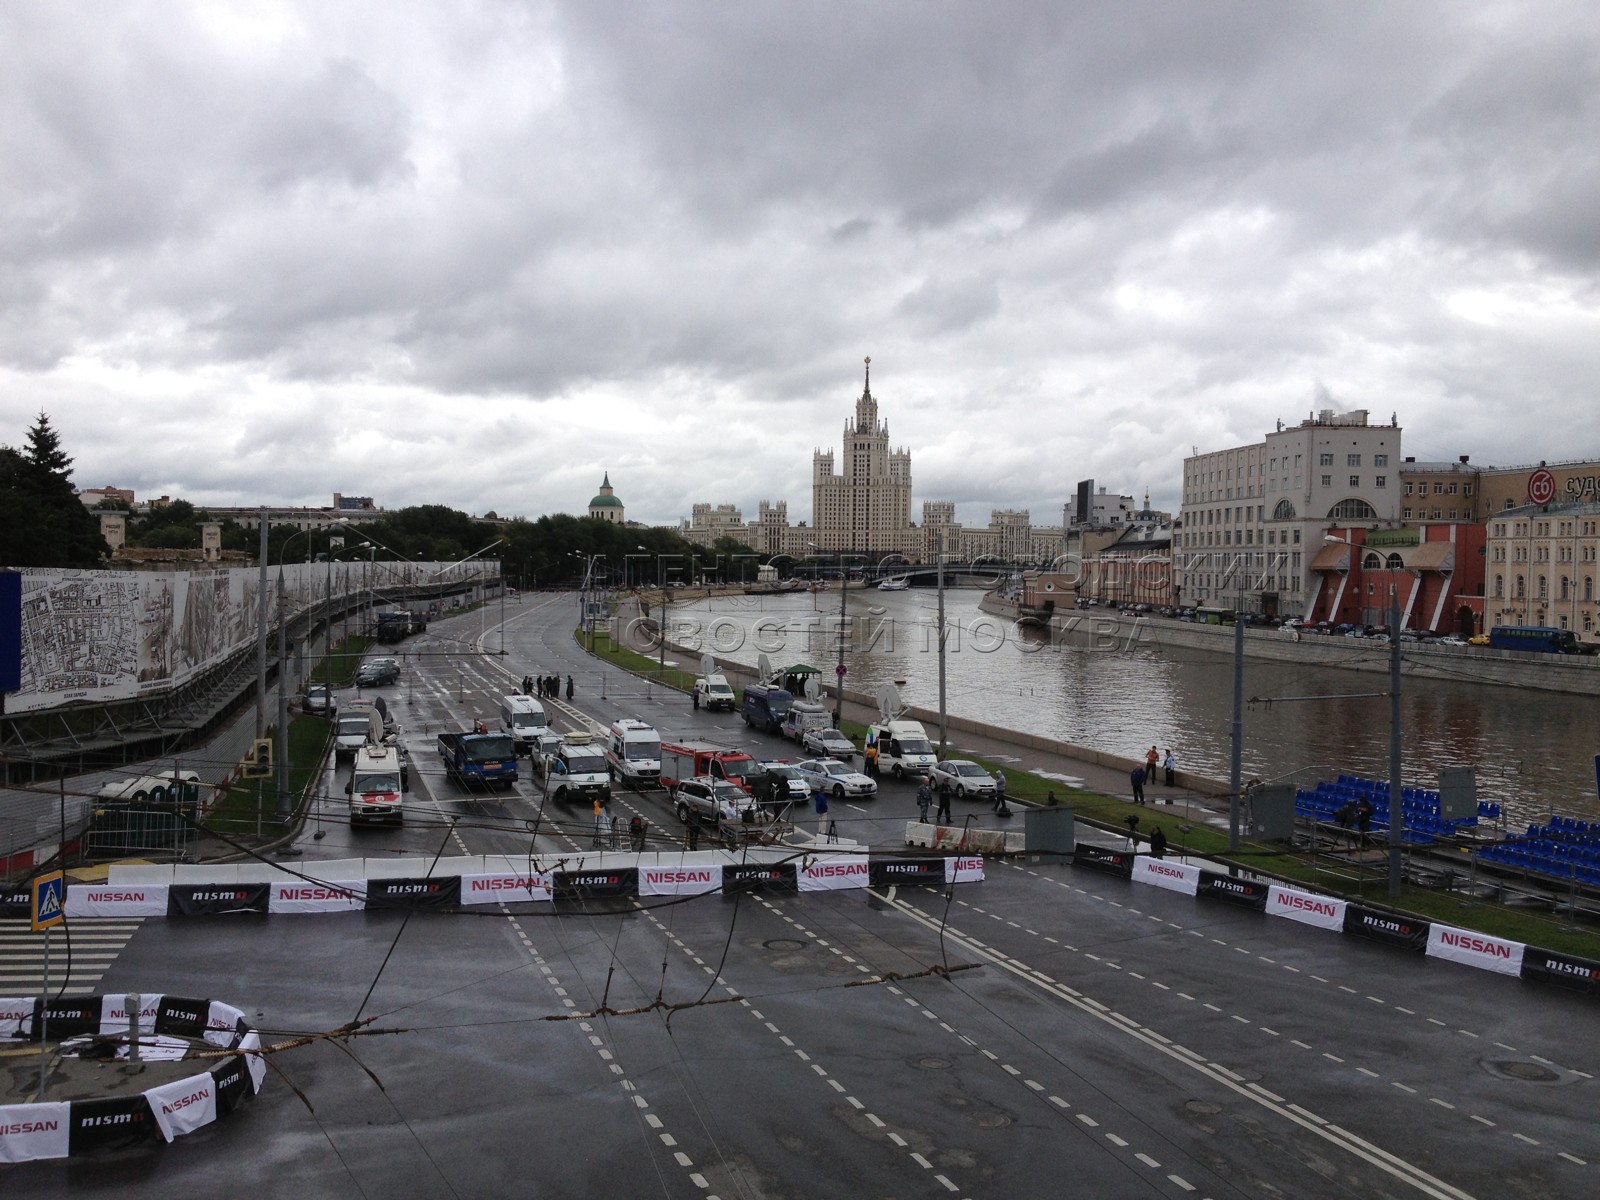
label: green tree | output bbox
[0,413,106,567]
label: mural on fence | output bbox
[7,561,485,713]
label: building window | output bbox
[1319,453,1333,466]
[1560,576,1570,600]
[1494,575,1503,599]
[1374,454,1388,467]
[1464,484,1473,495]
[1321,474,1332,488]
[1328,498,1379,521]
[1402,507,1412,519]
[1349,475,1361,487]
[1363,552,1382,569]
[1375,475,1386,488]
[1587,576,1595,602]
[1448,483,1458,494]
[1347,454,1361,467]
[1516,575,1525,599]
[1433,482,1444,494]
[1538,575,1548,600]
[1405,482,1414,495]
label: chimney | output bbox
[1458,455,1469,464]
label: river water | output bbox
[661,589,1599,827]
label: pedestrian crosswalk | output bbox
[0,919,143,994]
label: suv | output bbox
[672,777,756,826]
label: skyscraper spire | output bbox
[862,355,871,399]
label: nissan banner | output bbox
[268,880,366,914]
[1520,947,1600,994]
[459,872,553,905]
[944,856,985,884]
[797,856,870,892]
[1426,924,1525,977]
[868,858,945,887]
[365,877,462,909]
[1199,871,1269,908]
[168,883,270,916]
[65,884,170,918]
[1343,904,1430,951]
[640,864,723,896]
[0,1101,71,1163]
[1132,856,1199,896]
[145,1072,217,1142]
[1265,885,1347,932]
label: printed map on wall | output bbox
[8,562,467,713]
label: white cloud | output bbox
[3,0,1598,530]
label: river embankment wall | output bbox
[977,596,1600,696]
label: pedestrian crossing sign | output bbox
[32,871,65,931]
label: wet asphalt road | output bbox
[9,597,1598,1198]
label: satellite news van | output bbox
[347,742,405,825]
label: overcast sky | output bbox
[3,2,1598,530]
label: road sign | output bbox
[32,871,65,931]
[835,664,847,677]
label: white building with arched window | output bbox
[1178,409,1402,615]
[1485,501,1600,640]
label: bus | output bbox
[1487,626,1580,654]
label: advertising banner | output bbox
[459,872,553,905]
[365,877,462,910]
[167,883,270,917]
[552,868,638,902]
[65,884,170,918]
[1343,904,1430,951]
[1132,856,1200,895]
[99,992,163,1037]
[1426,925,1525,977]
[0,891,30,919]
[1265,885,1348,932]
[67,1094,154,1155]
[237,1028,267,1093]
[1,998,32,1040]
[210,1053,254,1115]
[145,1072,217,1143]
[0,1101,71,1163]
[203,1001,248,1049]
[797,856,870,893]
[868,858,945,887]
[1072,843,1135,876]
[152,996,210,1039]
[640,864,723,897]
[1198,871,1270,908]
[723,863,796,894]
[1520,946,1600,994]
[944,856,986,884]
[268,880,366,914]
[34,998,100,1041]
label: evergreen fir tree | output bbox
[0,413,107,568]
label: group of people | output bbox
[522,673,573,701]
[909,767,1010,826]
[1130,745,1177,804]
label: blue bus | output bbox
[1487,626,1580,654]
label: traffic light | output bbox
[243,739,274,779]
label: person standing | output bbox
[864,739,879,778]
[1145,745,1160,782]
[592,795,610,847]
[566,674,574,701]
[813,782,830,839]
[1149,825,1167,859]
[1131,764,1146,805]
[992,769,1009,816]
[916,776,933,824]
[935,775,953,825]
[1163,748,1176,788]
[686,806,702,851]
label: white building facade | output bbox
[1179,409,1403,614]
[811,359,914,556]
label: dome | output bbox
[589,493,623,508]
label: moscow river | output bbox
[656,588,1599,827]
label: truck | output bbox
[781,700,831,744]
[865,718,938,780]
[531,732,611,806]
[437,729,519,789]
[660,740,760,793]
[741,684,793,734]
[605,719,662,789]
[334,703,385,763]
[346,742,405,825]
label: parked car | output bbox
[1468,633,1491,646]
[1439,634,1468,646]
[793,758,877,799]
[802,727,856,760]
[302,683,336,715]
[929,759,997,799]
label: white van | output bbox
[500,694,549,754]
[782,700,831,744]
[335,704,385,763]
[865,719,938,780]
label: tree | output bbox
[0,414,106,568]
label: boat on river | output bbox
[877,577,909,591]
